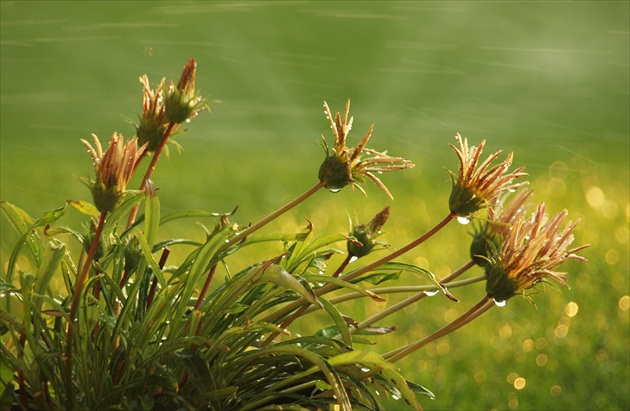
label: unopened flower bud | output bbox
[347,206,391,258]
[164,58,207,124]
[318,100,413,199]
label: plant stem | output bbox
[64,211,107,410]
[332,254,354,278]
[260,211,456,324]
[352,259,476,332]
[194,263,217,311]
[384,294,494,363]
[297,274,488,318]
[126,121,178,227]
[147,247,171,310]
[223,180,326,250]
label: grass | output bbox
[1,1,628,410]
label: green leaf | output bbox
[317,297,353,346]
[160,209,224,224]
[327,350,396,370]
[406,379,435,399]
[33,240,66,309]
[66,199,100,218]
[134,229,166,289]
[302,273,385,302]
[0,200,42,265]
[375,367,423,410]
[103,190,144,233]
[356,261,457,301]
[252,265,323,309]
[143,180,160,245]
[284,233,347,272]
[239,344,352,411]
[33,203,68,227]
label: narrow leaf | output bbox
[66,199,100,218]
[253,265,323,309]
[302,274,386,302]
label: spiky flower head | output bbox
[136,75,167,152]
[82,133,146,213]
[448,133,527,217]
[347,206,391,258]
[318,99,414,199]
[470,189,534,266]
[484,203,588,303]
[164,58,208,124]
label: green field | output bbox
[1,1,628,410]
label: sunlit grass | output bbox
[1,1,628,409]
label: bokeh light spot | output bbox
[619,295,630,311]
[513,377,526,390]
[564,301,579,317]
[507,372,518,384]
[586,186,604,208]
[550,385,562,397]
[554,324,569,338]
[522,339,534,352]
[536,354,548,367]
[605,248,619,265]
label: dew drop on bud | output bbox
[349,256,359,264]
[494,298,507,307]
[457,216,471,225]
[425,290,439,297]
[328,188,341,193]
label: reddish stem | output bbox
[194,264,218,311]
[146,248,170,310]
[64,211,107,410]
[126,121,177,228]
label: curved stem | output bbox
[298,274,487,317]
[64,211,107,410]
[126,121,178,227]
[384,294,494,363]
[260,212,456,324]
[352,259,477,332]
[223,180,325,250]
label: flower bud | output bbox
[347,206,390,258]
[164,58,207,124]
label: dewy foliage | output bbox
[0,60,586,411]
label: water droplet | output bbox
[328,188,341,193]
[494,299,507,307]
[457,216,471,225]
[349,256,359,263]
[425,290,439,297]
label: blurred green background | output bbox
[1,1,628,410]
